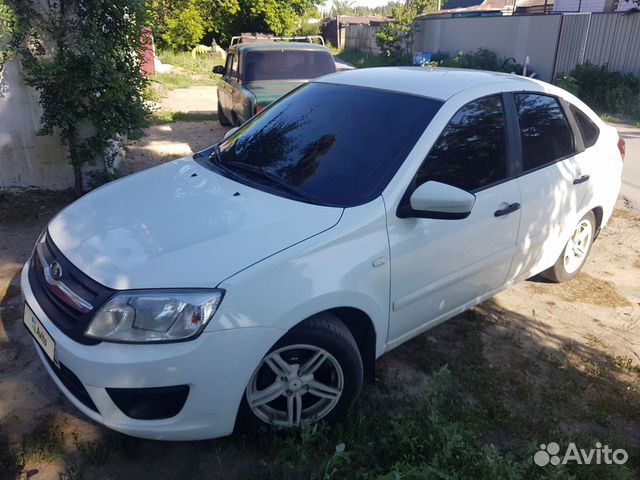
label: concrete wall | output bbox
[344,24,381,56]
[413,15,563,81]
[0,60,73,190]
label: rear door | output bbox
[509,93,584,280]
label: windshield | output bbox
[243,50,336,82]
[212,82,443,207]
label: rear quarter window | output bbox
[569,104,600,149]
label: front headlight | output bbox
[85,290,224,343]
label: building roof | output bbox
[419,0,512,16]
[330,15,395,25]
[442,0,484,9]
[316,66,546,100]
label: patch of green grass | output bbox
[157,49,224,76]
[601,113,620,123]
[242,365,634,480]
[16,417,65,465]
[151,72,214,91]
[147,110,218,125]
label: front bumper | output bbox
[21,261,284,440]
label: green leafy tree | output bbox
[332,0,355,15]
[147,0,236,50]
[148,0,322,49]
[12,0,150,193]
[375,0,437,61]
[0,0,15,70]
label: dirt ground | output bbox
[1,114,639,478]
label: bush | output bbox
[432,49,523,74]
[557,63,640,119]
[555,74,579,96]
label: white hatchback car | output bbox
[22,68,623,440]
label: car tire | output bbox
[218,100,231,126]
[540,211,596,283]
[237,313,363,431]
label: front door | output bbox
[386,94,521,347]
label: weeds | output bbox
[157,50,224,77]
[15,416,65,465]
[556,63,640,122]
[147,110,218,125]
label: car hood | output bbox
[47,157,343,290]
[244,80,306,105]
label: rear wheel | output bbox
[238,314,363,430]
[218,99,231,126]
[541,211,595,283]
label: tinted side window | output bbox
[229,54,238,79]
[570,104,600,149]
[515,94,575,171]
[224,54,233,76]
[416,95,507,192]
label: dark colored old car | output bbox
[213,37,336,126]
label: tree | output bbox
[147,0,217,51]
[375,0,438,60]
[0,0,15,71]
[332,0,355,15]
[11,0,150,194]
[148,0,322,50]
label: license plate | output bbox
[24,303,57,365]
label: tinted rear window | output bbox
[214,82,443,207]
[243,50,336,82]
[515,93,575,171]
[569,104,600,149]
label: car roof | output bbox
[316,67,549,101]
[233,42,330,53]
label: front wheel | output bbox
[238,314,363,430]
[541,211,596,283]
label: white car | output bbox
[21,67,624,440]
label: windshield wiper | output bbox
[224,160,319,204]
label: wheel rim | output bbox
[563,219,592,274]
[246,344,344,428]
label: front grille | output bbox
[29,232,115,345]
[37,342,99,412]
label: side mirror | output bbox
[402,181,476,220]
[212,65,225,75]
[222,126,239,141]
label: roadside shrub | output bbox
[431,49,523,74]
[557,62,640,119]
[555,74,579,96]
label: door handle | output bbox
[573,174,590,185]
[494,202,521,217]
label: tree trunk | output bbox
[72,163,83,196]
[68,134,83,196]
